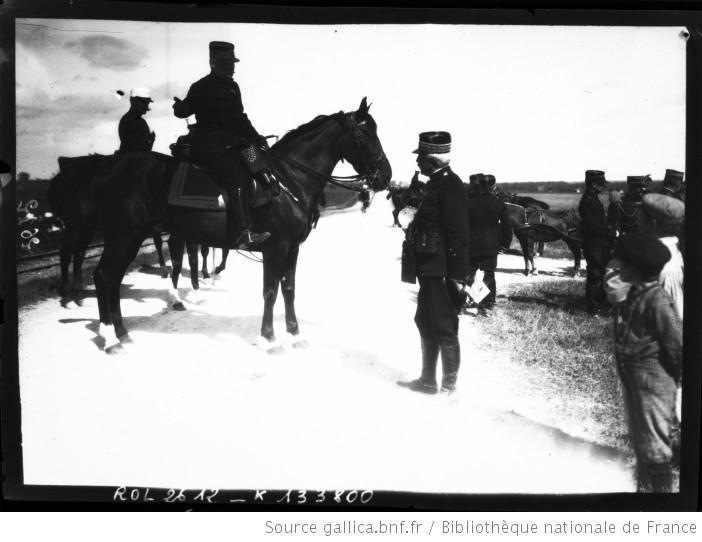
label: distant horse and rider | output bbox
[52,98,391,354]
[386,171,427,227]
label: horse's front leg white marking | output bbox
[285,332,310,349]
[184,288,205,305]
[256,335,285,355]
[98,323,123,354]
[168,287,186,310]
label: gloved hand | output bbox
[172,97,189,117]
[150,131,156,142]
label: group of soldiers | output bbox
[396,135,684,493]
[115,39,685,493]
[117,41,271,250]
[578,168,685,316]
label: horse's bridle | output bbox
[270,112,385,193]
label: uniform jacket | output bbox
[118,110,154,153]
[467,190,509,256]
[411,166,470,279]
[579,189,611,248]
[613,282,682,384]
[175,73,261,154]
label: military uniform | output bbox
[613,233,681,492]
[607,176,649,236]
[118,110,154,152]
[398,131,470,395]
[118,88,155,153]
[578,170,612,311]
[173,41,268,247]
[466,174,508,311]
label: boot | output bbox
[649,462,674,493]
[439,341,461,394]
[635,463,654,493]
[229,186,270,248]
[397,336,439,394]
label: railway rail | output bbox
[16,236,169,275]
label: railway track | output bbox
[17,236,169,275]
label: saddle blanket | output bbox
[168,162,226,211]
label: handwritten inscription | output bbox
[113,487,373,505]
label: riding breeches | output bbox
[583,244,611,306]
[198,150,250,191]
[414,277,460,345]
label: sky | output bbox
[16,19,686,183]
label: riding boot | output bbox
[230,186,270,248]
[649,462,674,493]
[397,336,439,394]
[439,341,461,394]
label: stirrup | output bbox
[236,229,271,249]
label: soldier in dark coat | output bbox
[172,41,270,249]
[578,169,612,314]
[397,132,470,395]
[659,169,685,202]
[607,175,650,237]
[118,88,155,153]
[466,174,509,316]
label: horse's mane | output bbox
[274,112,344,149]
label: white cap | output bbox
[130,87,152,100]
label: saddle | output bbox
[168,135,279,212]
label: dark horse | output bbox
[495,190,550,253]
[503,202,582,276]
[48,155,204,306]
[89,98,391,353]
[386,182,426,227]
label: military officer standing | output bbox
[398,132,470,395]
[607,175,650,236]
[466,173,509,316]
[173,41,270,249]
[578,169,612,314]
[118,87,155,153]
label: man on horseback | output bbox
[118,88,156,153]
[172,41,270,249]
[397,131,470,395]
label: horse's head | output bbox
[337,97,392,192]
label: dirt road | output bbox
[16,197,634,494]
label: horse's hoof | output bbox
[202,271,210,279]
[172,302,186,311]
[105,342,125,355]
[214,265,225,275]
[256,335,283,354]
[268,345,285,355]
[61,298,78,309]
[185,290,205,305]
[160,268,169,279]
[292,338,310,349]
[530,270,539,276]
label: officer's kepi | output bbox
[210,41,240,63]
[413,131,451,154]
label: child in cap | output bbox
[613,232,682,492]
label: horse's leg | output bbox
[71,218,96,305]
[58,223,76,300]
[93,238,135,354]
[200,245,210,278]
[537,240,545,257]
[516,231,530,276]
[528,236,538,275]
[110,234,147,340]
[258,248,284,354]
[152,232,169,278]
[280,247,308,349]
[567,240,582,276]
[167,233,186,310]
[214,249,229,275]
[184,240,204,305]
